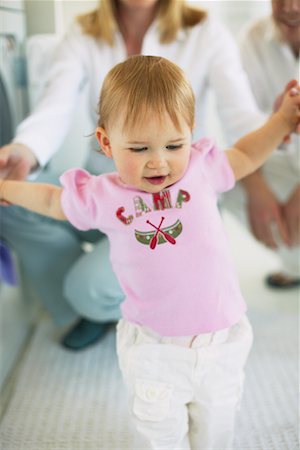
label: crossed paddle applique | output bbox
[134,216,183,250]
[146,217,176,250]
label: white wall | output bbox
[24,0,97,35]
[192,1,271,32]
[54,0,97,34]
[24,0,55,36]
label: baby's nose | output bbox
[147,155,167,169]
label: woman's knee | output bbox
[63,245,124,319]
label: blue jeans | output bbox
[0,171,124,326]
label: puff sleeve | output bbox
[60,168,102,230]
[193,138,235,193]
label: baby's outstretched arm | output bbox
[227,83,300,181]
[0,179,66,220]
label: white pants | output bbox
[117,316,253,450]
[224,151,300,278]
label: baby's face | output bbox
[97,111,192,193]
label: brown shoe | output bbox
[265,272,300,289]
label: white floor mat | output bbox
[0,307,298,450]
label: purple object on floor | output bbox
[0,240,18,286]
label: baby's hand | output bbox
[0,178,10,206]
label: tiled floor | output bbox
[224,211,299,313]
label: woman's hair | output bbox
[77,0,207,46]
[97,55,195,132]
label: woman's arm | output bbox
[207,18,266,141]
[0,180,66,220]
[12,24,87,169]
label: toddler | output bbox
[1,56,299,450]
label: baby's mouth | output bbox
[144,175,167,185]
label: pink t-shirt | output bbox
[60,138,246,336]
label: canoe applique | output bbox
[135,217,182,250]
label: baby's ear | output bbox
[95,127,113,158]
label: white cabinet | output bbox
[24,0,97,36]
[0,0,24,11]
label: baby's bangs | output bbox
[122,103,183,133]
[99,56,195,131]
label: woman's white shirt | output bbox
[15,16,265,172]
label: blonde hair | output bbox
[77,0,207,46]
[97,55,195,132]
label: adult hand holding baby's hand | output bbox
[0,143,37,180]
[0,143,37,205]
[274,80,300,142]
[288,84,300,133]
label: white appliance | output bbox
[0,2,28,146]
[0,1,34,393]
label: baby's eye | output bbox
[166,144,183,150]
[129,147,148,152]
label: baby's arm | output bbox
[227,85,300,181]
[0,179,66,220]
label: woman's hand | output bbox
[0,143,38,205]
[0,143,38,180]
[282,185,300,246]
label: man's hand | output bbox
[244,174,289,249]
[0,143,38,205]
[273,80,298,112]
[274,79,300,142]
[282,185,300,246]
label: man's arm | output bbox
[283,184,300,246]
[241,171,289,248]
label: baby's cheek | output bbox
[120,159,141,183]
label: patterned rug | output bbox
[0,307,298,450]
